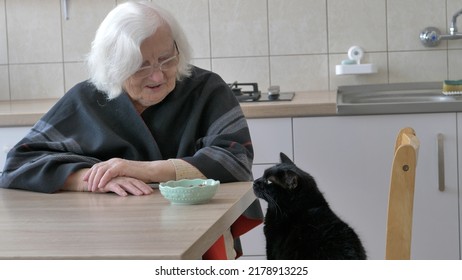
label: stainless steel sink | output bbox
[337,82,462,115]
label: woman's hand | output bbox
[83,158,176,192]
[92,176,153,197]
[62,167,153,197]
[84,158,133,192]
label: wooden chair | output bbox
[385,127,420,260]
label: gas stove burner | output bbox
[228,81,296,102]
[228,82,261,102]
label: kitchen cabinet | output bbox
[239,118,293,259]
[0,126,31,172]
[293,113,460,260]
[246,118,293,168]
[457,113,462,256]
[241,113,460,260]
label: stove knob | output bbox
[268,85,280,100]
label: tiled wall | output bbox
[1,0,461,101]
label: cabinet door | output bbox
[458,113,462,259]
[238,164,270,259]
[293,113,459,260]
[0,126,31,172]
[241,118,293,259]
[247,118,293,165]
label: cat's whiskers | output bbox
[262,191,283,217]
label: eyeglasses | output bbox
[133,41,179,79]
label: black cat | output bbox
[253,152,367,260]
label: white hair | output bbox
[86,1,192,99]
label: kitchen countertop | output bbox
[0,91,337,127]
[0,99,58,127]
[240,91,337,118]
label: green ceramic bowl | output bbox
[159,179,220,205]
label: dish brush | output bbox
[442,80,462,96]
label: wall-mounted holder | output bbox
[335,46,377,75]
[336,63,378,75]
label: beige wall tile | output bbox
[328,0,386,53]
[191,58,211,71]
[388,0,446,51]
[0,0,6,64]
[0,65,8,100]
[64,62,89,92]
[212,57,270,90]
[116,0,147,4]
[154,0,211,59]
[10,64,64,100]
[210,0,268,57]
[449,50,462,80]
[270,55,329,92]
[1,0,462,101]
[7,0,62,64]
[62,0,115,62]
[268,0,327,55]
[388,51,447,83]
[116,0,139,4]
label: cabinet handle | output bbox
[437,133,445,192]
[62,0,69,20]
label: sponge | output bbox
[443,80,462,95]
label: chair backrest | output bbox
[385,127,420,260]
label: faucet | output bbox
[450,8,462,35]
[420,8,462,46]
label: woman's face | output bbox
[124,24,178,113]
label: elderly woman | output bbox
[0,1,254,197]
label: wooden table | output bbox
[0,182,257,259]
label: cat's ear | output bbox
[285,172,298,189]
[280,152,294,164]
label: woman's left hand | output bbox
[84,158,142,192]
[83,158,176,191]
[92,176,154,196]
